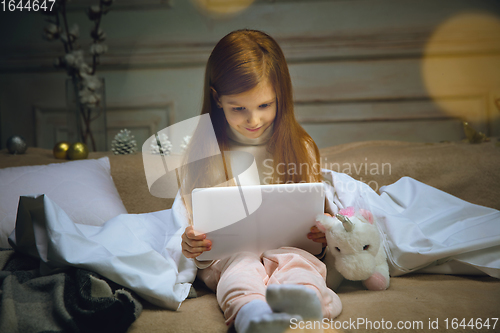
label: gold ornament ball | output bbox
[67,142,89,160]
[53,141,71,159]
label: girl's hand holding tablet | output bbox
[181,226,212,258]
[308,213,331,248]
[183,210,329,259]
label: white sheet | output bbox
[8,193,197,310]
[321,169,500,278]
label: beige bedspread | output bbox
[1,139,499,333]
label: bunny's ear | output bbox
[359,208,374,224]
[315,214,335,232]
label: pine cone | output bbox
[111,129,137,155]
[180,135,191,152]
[150,133,172,155]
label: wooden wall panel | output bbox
[302,119,464,148]
[295,97,486,130]
[290,56,500,101]
[1,0,499,149]
[34,105,172,150]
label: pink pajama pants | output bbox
[197,247,342,326]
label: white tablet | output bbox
[192,182,324,261]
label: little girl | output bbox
[180,29,342,333]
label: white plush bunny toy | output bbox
[316,207,390,291]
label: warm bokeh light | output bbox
[190,0,255,19]
[421,12,500,124]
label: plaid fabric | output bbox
[0,249,142,333]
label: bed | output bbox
[1,139,499,333]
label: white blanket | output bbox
[7,171,499,312]
[8,193,197,310]
[322,169,500,278]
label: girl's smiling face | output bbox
[217,80,277,139]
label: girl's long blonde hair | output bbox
[180,29,321,219]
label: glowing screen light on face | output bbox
[142,114,262,233]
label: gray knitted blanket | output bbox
[0,248,142,333]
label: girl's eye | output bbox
[232,103,272,111]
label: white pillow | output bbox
[0,157,127,248]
